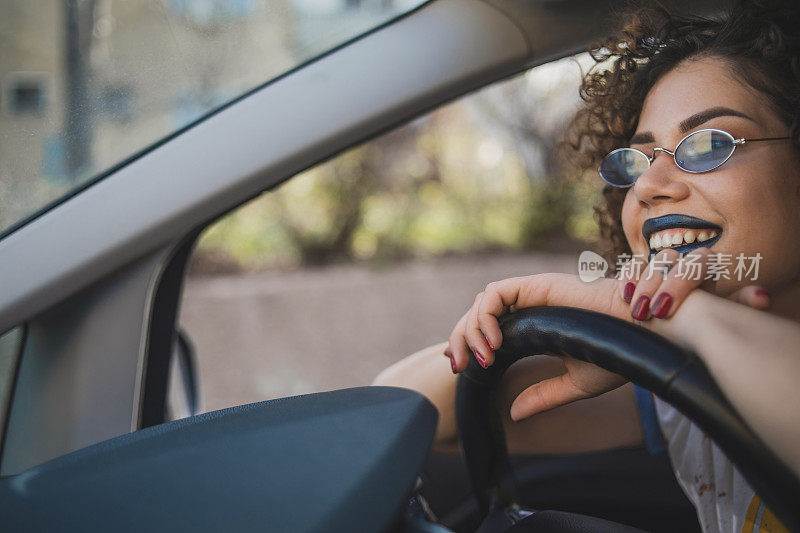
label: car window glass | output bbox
[174,53,598,418]
[0,0,428,236]
[0,327,23,448]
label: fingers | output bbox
[442,345,458,375]
[465,278,531,367]
[452,271,633,372]
[448,277,533,372]
[456,272,623,371]
[449,286,506,373]
[728,285,771,310]
[448,310,471,373]
[644,248,715,320]
[450,287,503,373]
[621,248,770,323]
[617,254,648,303]
[626,249,681,320]
[631,247,716,321]
[464,293,491,368]
[509,374,589,421]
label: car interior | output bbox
[0,0,797,531]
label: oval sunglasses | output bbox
[599,128,792,188]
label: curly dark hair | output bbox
[563,0,800,272]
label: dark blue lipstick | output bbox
[642,214,722,257]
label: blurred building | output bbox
[0,0,410,230]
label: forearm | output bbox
[373,346,644,454]
[648,290,800,477]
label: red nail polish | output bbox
[473,349,487,369]
[651,292,673,319]
[450,354,457,374]
[623,282,636,302]
[755,289,771,302]
[483,334,495,351]
[632,295,650,321]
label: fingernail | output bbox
[651,292,673,319]
[631,295,650,321]
[623,282,636,302]
[483,334,495,351]
[473,349,487,369]
[449,354,457,374]
[755,289,771,303]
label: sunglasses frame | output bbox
[598,128,792,188]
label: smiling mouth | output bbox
[642,214,723,257]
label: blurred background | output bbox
[1,0,603,415]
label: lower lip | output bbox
[648,233,722,259]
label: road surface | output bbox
[178,251,577,414]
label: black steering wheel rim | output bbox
[455,306,800,532]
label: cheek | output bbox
[724,177,788,247]
[727,150,800,232]
[715,173,800,288]
[756,187,800,276]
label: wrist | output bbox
[646,289,713,352]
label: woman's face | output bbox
[621,55,800,296]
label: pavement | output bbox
[178,251,577,413]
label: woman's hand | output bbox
[444,247,771,421]
[621,247,770,320]
[446,273,630,371]
[445,270,635,421]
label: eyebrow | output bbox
[628,106,757,145]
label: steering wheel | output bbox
[456,306,800,533]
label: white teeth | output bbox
[649,228,719,250]
[652,234,662,249]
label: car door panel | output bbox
[1,248,170,475]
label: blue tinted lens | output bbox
[675,130,735,172]
[599,149,650,187]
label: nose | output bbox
[633,150,691,207]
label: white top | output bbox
[652,395,788,533]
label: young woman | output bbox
[373,1,800,531]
